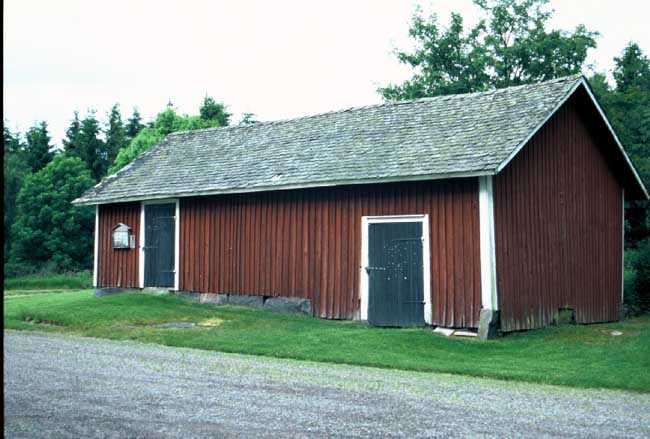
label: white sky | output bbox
[4,0,650,146]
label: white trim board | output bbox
[93,205,99,287]
[359,214,432,325]
[479,176,498,310]
[175,200,180,291]
[139,198,180,290]
[138,202,145,288]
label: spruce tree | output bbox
[63,111,82,158]
[3,124,22,153]
[105,103,126,165]
[200,96,231,126]
[125,108,145,143]
[3,125,28,261]
[78,111,107,181]
[24,121,54,172]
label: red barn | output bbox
[74,75,647,338]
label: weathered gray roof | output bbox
[74,74,644,205]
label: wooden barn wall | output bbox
[493,99,623,332]
[97,203,141,288]
[179,179,482,327]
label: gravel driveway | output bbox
[4,330,649,438]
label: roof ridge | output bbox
[167,74,584,138]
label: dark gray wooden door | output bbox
[367,222,425,327]
[144,203,175,288]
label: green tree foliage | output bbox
[633,239,650,313]
[125,108,145,143]
[611,43,650,187]
[200,96,231,126]
[110,99,230,174]
[589,43,650,313]
[379,0,598,99]
[105,104,126,165]
[239,113,259,125]
[10,154,95,271]
[109,127,165,174]
[77,111,108,181]
[590,43,650,245]
[24,121,54,172]
[63,111,82,157]
[4,126,29,261]
[4,124,22,153]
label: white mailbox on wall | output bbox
[111,223,134,249]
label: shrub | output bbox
[633,239,650,313]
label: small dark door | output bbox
[367,222,425,327]
[144,203,176,288]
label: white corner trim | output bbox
[139,202,145,288]
[359,214,432,325]
[174,199,180,291]
[479,176,498,310]
[93,205,99,287]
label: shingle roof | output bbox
[75,75,588,205]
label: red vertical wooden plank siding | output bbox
[493,99,623,332]
[172,180,480,325]
[96,202,140,288]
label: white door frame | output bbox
[359,214,432,325]
[139,198,180,290]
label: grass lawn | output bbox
[4,289,649,392]
[4,272,92,291]
[4,289,86,297]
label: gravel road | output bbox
[4,330,649,438]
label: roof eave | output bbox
[71,169,496,206]
[495,77,648,200]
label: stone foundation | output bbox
[263,297,312,315]
[94,287,313,317]
[175,291,313,316]
[94,287,142,297]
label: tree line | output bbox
[4,97,235,275]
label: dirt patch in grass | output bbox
[115,318,224,329]
[23,317,65,327]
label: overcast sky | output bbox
[4,0,650,146]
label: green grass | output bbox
[4,289,85,297]
[4,290,650,392]
[4,272,92,291]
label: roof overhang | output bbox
[496,77,648,200]
[72,169,494,206]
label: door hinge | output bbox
[365,266,386,273]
